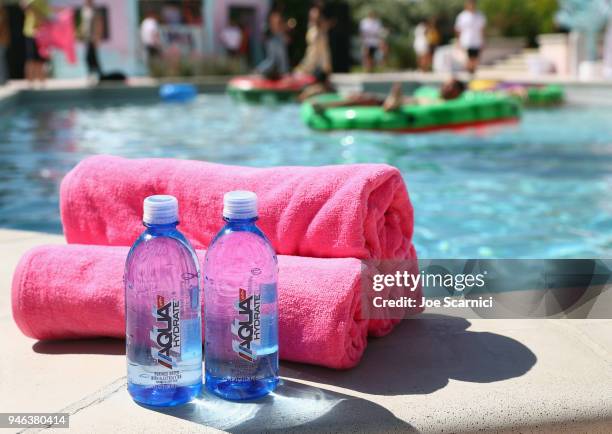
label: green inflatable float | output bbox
[301,90,521,133]
[468,80,565,106]
[523,84,564,106]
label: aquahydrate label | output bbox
[361,259,612,319]
[232,287,261,363]
[151,295,181,369]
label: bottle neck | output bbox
[223,216,258,228]
[143,221,179,234]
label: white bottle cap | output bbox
[143,195,179,225]
[223,190,258,220]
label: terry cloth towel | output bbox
[12,245,371,369]
[60,155,416,261]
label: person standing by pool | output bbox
[80,0,102,81]
[0,5,9,85]
[140,10,161,74]
[414,21,430,71]
[455,0,486,74]
[360,10,384,73]
[295,4,331,75]
[22,0,51,86]
[238,17,252,67]
[256,10,289,80]
[426,18,441,67]
[604,15,612,79]
[220,18,242,58]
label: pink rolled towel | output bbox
[12,245,371,369]
[60,155,416,261]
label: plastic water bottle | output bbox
[204,191,279,400]
[125,195,202,406]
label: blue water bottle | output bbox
[125,195,202,406]
[204,191,279,400]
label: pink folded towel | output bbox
[12,245,373,369]
[60,155,416,261]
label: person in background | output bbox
[22,0,51,86]
[256,10,289,80]
[311,78,466,113]
[414,21,429,71]
[359,10,383,73]
[298,68,335,101]
[238,16,251,67]
[220,17,242,58]
[81,0,102,81]
[604,15,612,79]
[455,0,486,74]
[426,17,440,67]
[0,5,10,85]
[295,4,331,75]
[140,10,161,73]
[326,1,352,73]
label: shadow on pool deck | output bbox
[29,314,535,431]
[144,380,417,434]
[283,314,537,396]
[142,314,535,432]
[32,314,537,398]
[33,337,125,355]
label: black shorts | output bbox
[146,45,161,59]
[366,45,378,59]
[25,37,48,62]
[467,47,481,60]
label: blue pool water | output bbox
[1,95,612,258]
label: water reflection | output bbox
[1,96,612,257]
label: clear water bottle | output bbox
[125,195,202,406]
[204,191,279,400]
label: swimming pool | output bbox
[1,94,612,258]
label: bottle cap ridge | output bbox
[143,195,179,225]
[223,190,258,219]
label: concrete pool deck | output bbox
[1,228,611,433]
